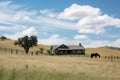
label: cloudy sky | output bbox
[0,0,120,47]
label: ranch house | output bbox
[51,43,85,55]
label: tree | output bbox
[14,36,38,54]
[0,36,7,40]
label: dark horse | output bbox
[90,52,100,58]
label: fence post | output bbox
[117,56,119,59]
[105,56,107,59]
[110,56,114,62]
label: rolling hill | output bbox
[86,47,120,56]
[0,39,120,56]
[0,39,50,52]
[0,40,120,80]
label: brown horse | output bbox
[90,52,100,58]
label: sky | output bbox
[0,0,120,47]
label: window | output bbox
[73,51,76,53]
[59,50,63,53]
[77,50,81,53]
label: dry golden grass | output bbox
[0,40,50,52]
[0,53,120,80]
[0,39,120,80]
[86,48,120,57]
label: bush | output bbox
[0,36,7,40]
[47,50,53,55]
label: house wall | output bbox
[53,49,85,55]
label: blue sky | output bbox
[0,0,120,47]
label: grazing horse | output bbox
[90,52,100,58]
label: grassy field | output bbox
[0,40,120,80]
[0,40,50,53]
[0,53,120,80]
[86,47,120,56]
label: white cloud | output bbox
[58,3,120,34]
[112,39,120,47]
[33,16,76,30]
[4,27,38,40]
[40,9,58,18]
[77,14,120,34]
[58,3,100,20]
[38,34,67,45]
[0,26,11,31]
[0,1,22,22]
[39,36,120,48]
[0,1,37,24]
[0,1,76,33]
[13,10,37,22]
[1,1,120,35]
[0,1,11,6]
[38,34,87,46]
[0,1,120,47]
[74,35,88,40]
[18,27,38,36]
[83,38,120,48]
[0,24,27,31]
[85,40,110,48]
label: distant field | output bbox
[0,40,120,80]
[86,48,120,57]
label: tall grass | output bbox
[0,64,119,80]
[0,67,103,80]
[0,53,120,80]
[8,68,16,80]
[0,66,4,80]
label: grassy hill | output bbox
[0,40,120,56]
[86,47,120,56]
[0,40,120,80]
[0,40,50,53]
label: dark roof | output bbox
[52,44,85,50]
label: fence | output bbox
[105,56,120,62]
[0,47,48,55]
[0,47,36,55]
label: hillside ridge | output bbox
[0,40,120,56]
[99,46,120,51]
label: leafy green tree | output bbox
[14,36,38,54]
